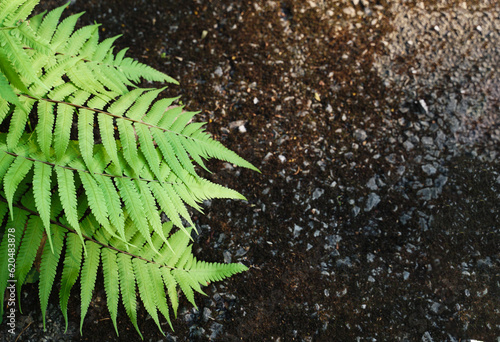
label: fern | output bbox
[0,0,256,338]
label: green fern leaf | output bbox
[148,182,184,233]
[0,150,15,180]
[2,0,38,26]
[97,112,120,171]
[160,268,179,318]
[50,12,84,50]
[136,124,161,179]
[136,180,167,244]
[7,99,33,149]
[16,20,51,54]
[63,23,99,56]
[117,119,140,173]
[59,232,83,332]
[126,87,163,120]
[151,129,188,183]
[169,110,198,132]
[0,2,255,336]
[26,9,45,31]
[78,24,100,59]
[0,70,21,106]
[133,258,164,335]
[77,106,95,171]
[3,155,33,218]
[14,216,44,297]
[94,175,125,242]
[55,167,84,241]
[35,100,54,156]
[78,171,115,237]
[0,0,25,25]
[0,29,39,86]
[0,100,12,126]
[101,248,119,336]
[33,56,79,97]
[118,56,178,84]
[0,206,25,320]
[115,177,155,252]
[35,2,66,41]
[142,97,180,126]
[32,160,53,251]
[79,240,100,334]
[0,48,31,99]
[54,89,89,161]
[117,253,142,339]
[189,259,248,284]
[39,224,64,330]
[148,263,173,330]
[171,268,203,309]
[92,34,121,62]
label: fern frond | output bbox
[117,56,178,84]
[148,262,173,330]
[3,155,33,217]
[0,0,25,25]
[32,161,53,251]
[16,20,51,54]
[53,89,89,160]
[59,232,83,332]
[94,174,125,241]
[0,2,254,337]
[0,149,15,179]
[35,100,54,158]
[2,0,39,26]
[101,248,119,335]
[133,258,164,334]
[0,70,21,105]
[0,29,39,85]
[188,258,249,284]
[55,166,83,240]
[78,171,114,238]
[0,205,23,319]
[35,2,66,42]
[39,223,64,330]
[50,12,84,50]
[115,177,155,252]
[0,48,31,99]
[6,98,33,149]
[117,252,142,339]
[79,240,100,334]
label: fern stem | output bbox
[21,94,183,137]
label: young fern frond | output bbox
[0,0,255,338]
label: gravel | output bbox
[1,0,499,341]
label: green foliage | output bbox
[0,0,256,337]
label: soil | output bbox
[1,0,499,341]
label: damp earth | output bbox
[1,0,499,341]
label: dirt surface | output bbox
[1,0,499,341]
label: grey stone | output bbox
[312,188,324,200]
[214,66,223,77]
[365,193,381,212]
[366,177,378,190]
[417,188,432,201]
[354,129,368,142]
[336,257,353,269]
[422,164,437,175]
[293,224,303,238]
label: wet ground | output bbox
[1,0,499,341]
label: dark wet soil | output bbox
[1,0,499,341]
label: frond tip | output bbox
[0,0,255,338]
